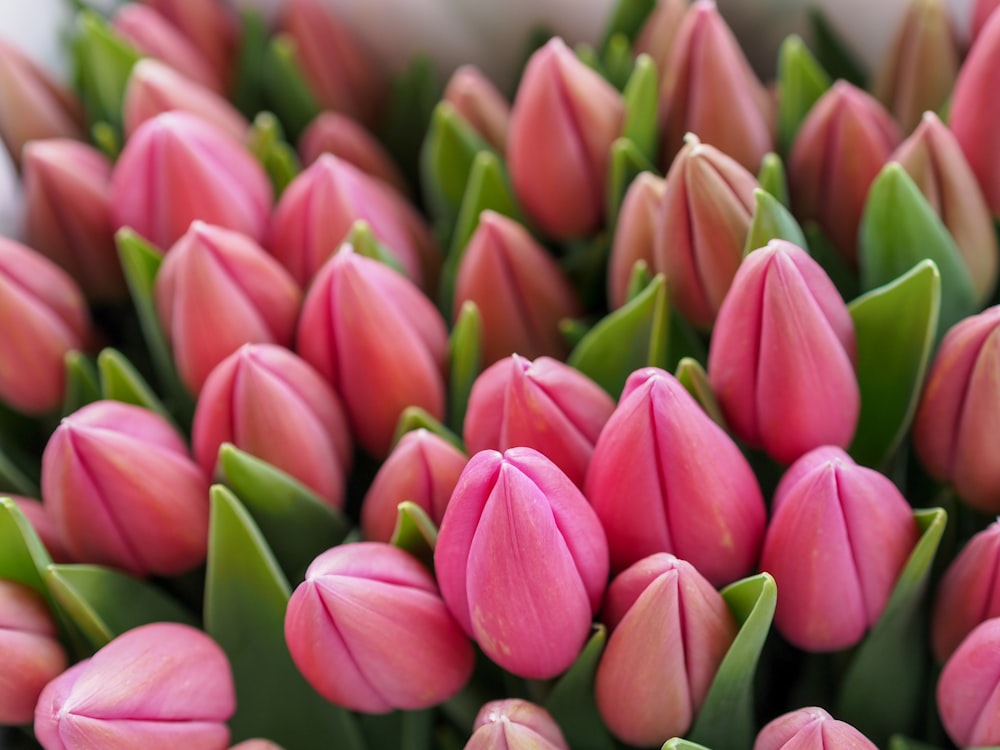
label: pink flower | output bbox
[754,707,877,750]
[937,618,1000,748]
[607,171,663,309]
[465,700,569,750]
[443,65,510,153]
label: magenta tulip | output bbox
[754,707,878,750]
[937,617,1000,748]
[465,700,569,750]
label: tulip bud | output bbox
[634,0,689,78]
[299,111,409,195]
[754,707,878,750]
[42,400,211,576]
[464,355,615,488]
[360,428,467,542]
[35,622,235,749]
[788,81,901,264]
[760,446,919,652]
[141,0,241,92]
[0,580,67,726]
[278,0,388,125]
[950,7,1000,216]
[586,367,766,584]
[111,112,272,250]
[123,58,248,141]
[285,542,474,713]
[443,65,511,153]
[931,520,1000,663]
[230,741,284,750]
[465,700,569,750]
[454,211,581,364]
[607,171,664,309]
[937,618,1000,748]
[268,154,439,288]
[507,37,625,239]
[0,38,85,169]
[658,1,773,172]
[707,240,859,464]
[0,237,90,415]
[297,246,448,457]
[596,553,737,747]
[155,221,302,394]
[973,0,1000,41]
[11,497,73,562]
[912,306,1000,512]
[655,134,758,329]
[435,447,609,679]
[22,139,124,302]
[893,112,999,305]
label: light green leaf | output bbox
[662,740,714,750]
[261,34,321,140]
[744,188,808,257]
[63,351,100,416]
[71,10,141,130]
[776,35,831,152]
[246,111,301,196]
[420,102,491,230]
[448,301,483,433]
[392,406,464,452]
[599,0,657,52]
[546,625,615,750]
[346,219,408,277]
[389,501,438,569]
[675,357,726,428]
[757,153,790,208]
[621,54,658,163]
[97,348,174,425]
[0,497,52,596]
[230,10,270,118]
[601,33,635,91]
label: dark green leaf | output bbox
[389,502,438,569]
[599,0,657,51]
[888,737,946,750]
[380,56,442,193]
[621,55,658,162]
[261,34,321,140]
[808,9,868,88]
[607,136,656,228]
[776,35,831,153]
[230,10,271,117]
[448,301,483,433]
[0,445,40,498]
[744,188,808,257]
[546,625,615,750]
[601,33,635,91]
[360,710,434,750]
[804,222,860,301]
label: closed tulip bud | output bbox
[11,497,73,562]
[443,65,511,153]
[454,211,581,364]
[658,1,773,172]
[155,221,302,394]
[111,112,272,250]
[464,355,615,488]
[950,8,1000,216]
[760,446,919,652]
[299,111,409,194]
[595,553,737,746]
[708,240,859,464]
[193,344,351,509]
[0,580,67,726]
[973,0,1000,41]
[586,367,766,583]
[0,237,90,414]
[268,154,439,288]
[34,622,235,750]
[0,39,85,169]
[435,447,609,679]
[42,400,211,576]
[285,542,474,713]
[893,112,999,304]
[607,172,664,309]
[141,0,241,92]
[937,618,1000,748]
[361,428,467,542]
[634,0,689,78]
[230,741,284,750]
[913,306,1000,512]
[655,135,758,329]
[465,700,569,750]
[297,246,448,457]
[872,0,959,134]
[508,37,625,239]
[278,0,387,125]
[123,58,248,141]
[789,81,901,264]
[932,520,1000,663]
[22,139,124,302]
[754,707,878,750]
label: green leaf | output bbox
[607,136,657,228]
[0,497,53,596]
[859,164,975,342]
[776,35,831,153]
[261,34,321,140]
[621,54,658,162]
[744,188,808,257]
[420,102,491,229]
[848,261,940,468]
[0,444,40,498]
[389,501,438,569]
[601,33,635,91]
[688,573,777,750]
[346,219,408,277]
[230,10,271,117]
[675,357,726,428]
[837,508,947,746]
[204,486,366,750]
[392,406,464,452]
[71,10,141,130]
[380,56,442,193]
[599,0,657,51]
[97,348,174,425]
[756,153,790,208]
[63,351,101,415]
[44,564,197,650]
[804,222,860,302]
[246,111,301,196]
[360,710,435,750]
[568,273,669,398]
[546,625,615,750]
[91,121,120,160]
[662,740,714,750]
[808,9,868,88]
[448,301,483,433]
[888,737,946,750]
[625,259,654,303]
[217,445,351,585]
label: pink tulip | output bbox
[285,542,474,713]
[0,580,67,726]
[11,497,72,562]
[465,700,569,750]
[507,37,625,239]
[937,618,1000,748]
[754,707,878,750]
[193,344,351,508]
[454,211,581,364]
[298,111,409,194]
[229,741,284,750]
[297,246,448,457]
[154,221,302,394]
[607,171,664,309]
[760,446,919,652]
[595,553,737,747]
[463,354,615,488]
[435,447,609,679]
[973,0,1000,41]
[111,112,272,250]
[42,400,211,576]
[585,367,766,584]
[443,65,511,153]
[0,237,90,414]
[34,622,235,750]
[360,428,467,542]
[634,0,688,78]
[707,239,859,464]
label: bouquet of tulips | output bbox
[3,0,1000,747]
